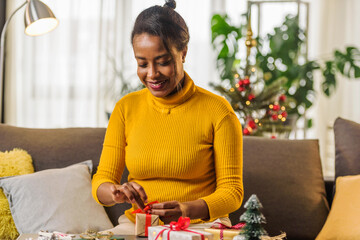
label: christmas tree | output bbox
[210,14,293,138]
[239,194,268,240]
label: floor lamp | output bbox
[0,0,59,123]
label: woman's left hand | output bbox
[150,201,188,224]
[150,199,209,224]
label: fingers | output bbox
[151,208,179,217]
[116,182,147,210]
[152,201,179,210]
[110,184,126,203]
[131,182,148,204]
[151,201,185,223]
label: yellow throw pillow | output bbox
[0,149,34,240]
[316,174,360,240]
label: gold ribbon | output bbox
[79,230,114,240]
[260,232,287,240]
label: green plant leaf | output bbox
[307,118,313,129]
[334,46,360,78]
[322,61,336,96]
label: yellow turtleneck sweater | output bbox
[92,72,243,223]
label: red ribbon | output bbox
[155,217,204,240]
[132,201,159,236]
[211,222,246,240]
[132,201,159,214]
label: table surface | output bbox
[17,234,145,240]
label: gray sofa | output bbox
[0,123,340,240]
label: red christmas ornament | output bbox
[242,78,250,85]
[272,104,280,111]
[248,94,255,101]
[281,111,288,118]
[279,94,286,102]
[243,128,250,135]
[271,135,277,139]
[238,86,245,92]
[248,120,257,129]
[271,114,278,120]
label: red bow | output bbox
[132,201,159,214]
[155,217,204,240]
[211,222,246,240]
[169,217,190,230]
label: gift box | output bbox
[148,225,213,240]
[135,213,160,236]
[204,222,245,240]
[204,228,240,240]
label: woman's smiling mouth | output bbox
[148,80,167,90]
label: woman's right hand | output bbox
[110,182,148,209]
[97,182,148,210]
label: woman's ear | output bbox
[181,46,188,63]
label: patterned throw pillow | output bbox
[0,149,34,240]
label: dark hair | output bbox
[131,0,189,52]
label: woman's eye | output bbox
[159,60,171,66]
[138,63,147,68]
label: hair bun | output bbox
[164,0,176,9]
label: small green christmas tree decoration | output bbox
[239,194,268,240]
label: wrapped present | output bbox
[204,222,245,240]
[133,201,160,236]
[135,213,160,236]
[148,217,213,240]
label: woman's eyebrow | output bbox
[135,53,171,60]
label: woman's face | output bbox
[132,33,187,98]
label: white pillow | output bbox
[0,160,113,234]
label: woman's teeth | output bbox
[151,80,165,86]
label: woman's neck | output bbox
[168,72,185,97]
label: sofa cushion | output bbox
[334,117,360,179]
[0,160,113,234]
[0,149,34,239]
[229,137,329,240]
[316,174,360,240]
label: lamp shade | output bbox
[24,0,59,36]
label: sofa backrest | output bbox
[0,124,329,239]
[234,136,329,240]
[0,124,105,173]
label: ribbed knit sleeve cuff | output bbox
[91,178,117,207]
[200,189,243,220]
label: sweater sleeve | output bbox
[91,102,127,206]
[200,112,244,219]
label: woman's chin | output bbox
[149,90,169,98]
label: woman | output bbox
[92,0,243,233]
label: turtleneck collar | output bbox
[148,71,196,112]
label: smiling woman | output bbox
[91,0,243,235]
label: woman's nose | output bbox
[147,64,157,79]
